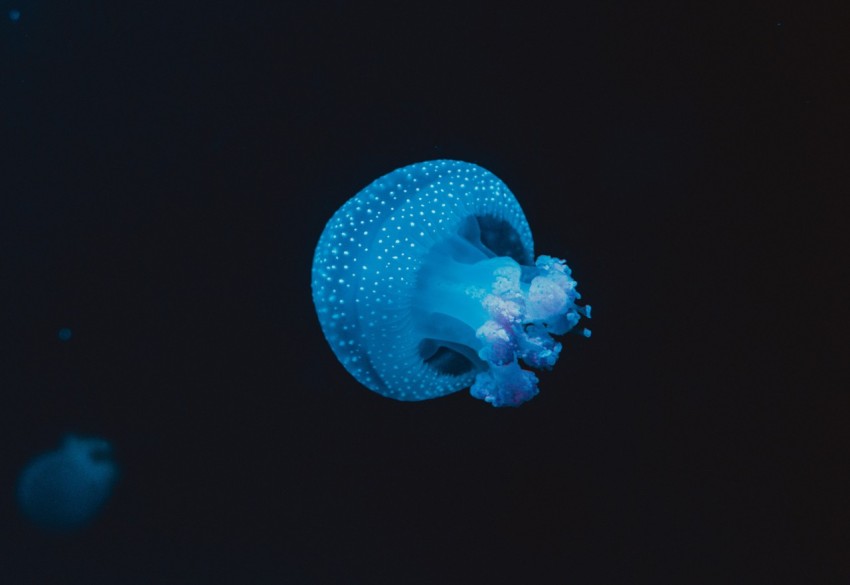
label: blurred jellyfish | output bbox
[17,435,118,532]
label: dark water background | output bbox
[1,2,846,583]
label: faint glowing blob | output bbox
[8,9,21,21]
[17,436,118,532]
[57,328,72,341]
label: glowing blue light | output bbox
[58,327,72,341]
[8,9,21,21]
[17,436,118,532]
[311,160,591,407]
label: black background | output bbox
[1,1,847,583]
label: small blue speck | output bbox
[58,328,72,342]
[9,9,21,21]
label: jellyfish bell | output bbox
[311,159,591,407]
[17,435,118,533]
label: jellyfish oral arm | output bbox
[415,233,590,407]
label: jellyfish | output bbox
[311,160,590,407]
[17,435,118,532]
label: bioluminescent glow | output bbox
[311,160,590,407]
[17,435,118,532]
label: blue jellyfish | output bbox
[17,435,118,532]
[311,160,590,407]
